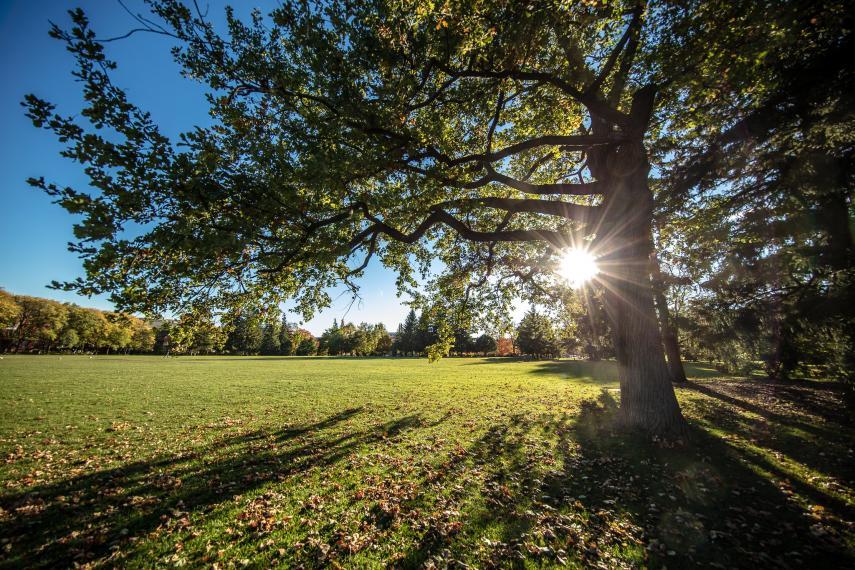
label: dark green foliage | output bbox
[259,322,281,356]
[652,1,855,382]
[225,313,263,355]
[295,336,318,356]
[278,316,294,356]
[154,322,172,355]
[473,334,497,356]
[516,310,560,359]
[452,329,474,354]
[415,312,438,356]
[394,310,420,356]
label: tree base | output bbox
[616,404,690,444]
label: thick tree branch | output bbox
[411,134,625,168]
[400,163,604,195]
[347,230,378,276]
[357,206,568,249]
[438,197,600,222]
[484,169,605,195]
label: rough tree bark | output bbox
[588,87,689,438]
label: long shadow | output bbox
[683,380,854,486]
[3,385,852,568]
[685,380,850,431]
[462,356,529,364]
[0,407,431,569]
[397,390,852,568]
[470,358,619,384]
[462,357,623,385]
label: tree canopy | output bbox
[24,0,853,436]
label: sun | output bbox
[558,248,599,288]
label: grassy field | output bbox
[0,356,852,568]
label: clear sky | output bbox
[0,0,420,335]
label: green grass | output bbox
[0,356,852,568]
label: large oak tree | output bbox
[30,0,819,437]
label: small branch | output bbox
[347,231,378,275]
[434,61,631,128]
[587,7,642,97]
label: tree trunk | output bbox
[596,140,688,439]
[650,253,688,383]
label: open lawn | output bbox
[0,356,852,568]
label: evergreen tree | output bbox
[260,322,281,356]
[226,313,263,355]
[474,334,497,356]
[278,316,294,355]
[415,312,436,355]
[453,329,474,355]
[398,310,418,355]
[516,310,560,359]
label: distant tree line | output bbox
[318,320,392,356]
[0,289,603,360]
[391,309,502,357]
[0,289,154,354]
[157,312,319,356]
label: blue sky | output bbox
[0,0,416,335]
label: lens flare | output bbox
[558,248,599,288]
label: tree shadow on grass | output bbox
[398,388,853,568]
[0,407,435,569]
[682,361,734,378]
[532,360,618,384]
[464,358,732,385]
[681,380,854,512]
[463,358,620,385]
[2,381,852,568]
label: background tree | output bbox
[289,328,316,356]
[516,310,560,359]
[496,337,516,357]
[154,321,173,355]
[474,334,497,356]
[11,296,68,352]
[129,318,157,353]
[59,328,80,351]
[179,314,226,355]
[64,306,107,352]
[295,335,318,356]
[278,316,295,356]
[103,314,133,354]
[226,312,263,355]
[0,290,21,331]
[373,325,393,355]
[260,321,281,356]
[452,328,474,355]
[415,312,438,357]
[395,310,419,356]
[352,323,376,356]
